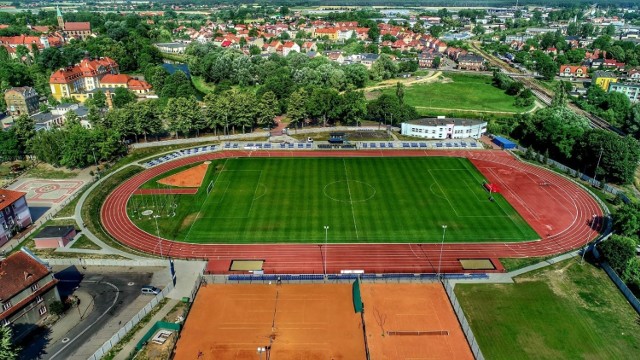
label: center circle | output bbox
[323,180,376,203]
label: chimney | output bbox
[105,90,114,110]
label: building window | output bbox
[2,302,11,311]
[1,319,8,327]
[31,283,40,292]
[36,295,44,304]
[38,306,47,316]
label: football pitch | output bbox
[128,157,539,244]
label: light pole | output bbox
[257,347,266,360]
[593,146,604,185]
[438,225,447,281]
[324,225,329,276]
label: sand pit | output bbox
[174,284,366,360]
[361,283,473,360]
[157,162,209,188]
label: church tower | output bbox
[57,5,64,30]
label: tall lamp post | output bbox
[583,214,597,264]
[438,225,447,281]
[324,225,329,276]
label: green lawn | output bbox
[379,73,531,113]
[128,157,538,244]
[455,260,640,359]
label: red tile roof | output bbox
[0,189,26,212]
[128,79,152,91]
[101,74,131,84]
[64,22,91,31]
[0,251,50,302]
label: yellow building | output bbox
[49,56,119,101]
[593,71,618,91]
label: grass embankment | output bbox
[373,73,533,114]
[456,259,640,359]
[70,235,101,250]
[129,157,538,244]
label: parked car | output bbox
[141,285,161,295]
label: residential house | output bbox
[457,54,484,71]
[358,53,379,68]
[100,74,152,94]
[603,59,625,70]
[324,51,345,64]
[301,41,317,52]
[49,55,119,101]
[608,82,640,102]
[418,51,441,68]
[0,189,32,247]
[559,65,589,78]
[282,41,300,56]
[31,104,92,130]
[0,249,61,341]
[592,71,618,91]
[4,87,39,116]
[626,68,640,82]
[314,27,338,41]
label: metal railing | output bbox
[443,279,485,360]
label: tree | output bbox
[370,54,398,81]
[0,325,19,360]
[256,91,278,128]
[306,87,341,127]
[0,128,19,162]
[368,26,380,42]
[574,129,640,185]
[339,90,367,126]
[432,56,441,68]
[13,114,35,156]
[613,202,640,238]
[112,87,136,108]
[164,96,199,138]
[287,88,308,128]
[472,25,485,36]
[533,51,558,80]
[599,235,638,276]
[395,82,405,104]
[429,25,444,39]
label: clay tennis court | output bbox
[361,283,473,360]
[157,162,209,188]
[174,284,366,360]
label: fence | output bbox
[44,258,167,267]
[592,242,640,316]
[87,280,175,360]
[514,144,627,202]
[443,280,485,360]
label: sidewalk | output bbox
[113,298,179,360]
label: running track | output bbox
[101,150,603,274]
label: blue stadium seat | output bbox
[362,143,368,148]
[370,143,376,148]
[388,143,394,148]
[380,143,386,148]
[402,143,409,148]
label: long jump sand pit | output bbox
[157,162,209,188]
[362,283,473,360]
[174,284,366,360]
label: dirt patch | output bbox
[158,162,209,188]
[138,332,177,360]
[179,213,200,232]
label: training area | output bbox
[128,156,538,244]
[173,282,471,360]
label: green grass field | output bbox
[378,73,531,113]
[455,259,640,359]
[127,157,538,244]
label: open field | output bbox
[455,259,640,359]
[128,157,538,244]
[173,284,366,360]
[372,73,531,113]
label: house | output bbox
[282,41,300,56]
[314,27,338,41]
[4,87,39,116]
[603,59,625,70]
[0,189,32,246]
[57,6,91,40]
[359,53,379,68]
[559,65,589,78]
[418,52,441,68]
[401,117,487,139]
[0,249,61,341]
[608,82,640,102]
[31,104,91,130]
[457,54,485,71]
[626,68,640,82]
[324,51,345,63]
[301,41,317,52]
[33,226,76,249]
[100,74,152,94]
[592,71,618,91]
[49,55,119,101]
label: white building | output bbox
[401,117,487,139]
[608,82,640,102]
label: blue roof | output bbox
[492,136,516,148]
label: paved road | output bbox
[20,267,154,360]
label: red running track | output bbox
[101,150,603,274]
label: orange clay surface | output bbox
[361,283,474,360]
[157,162,209,188]
[173,284,366,360]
